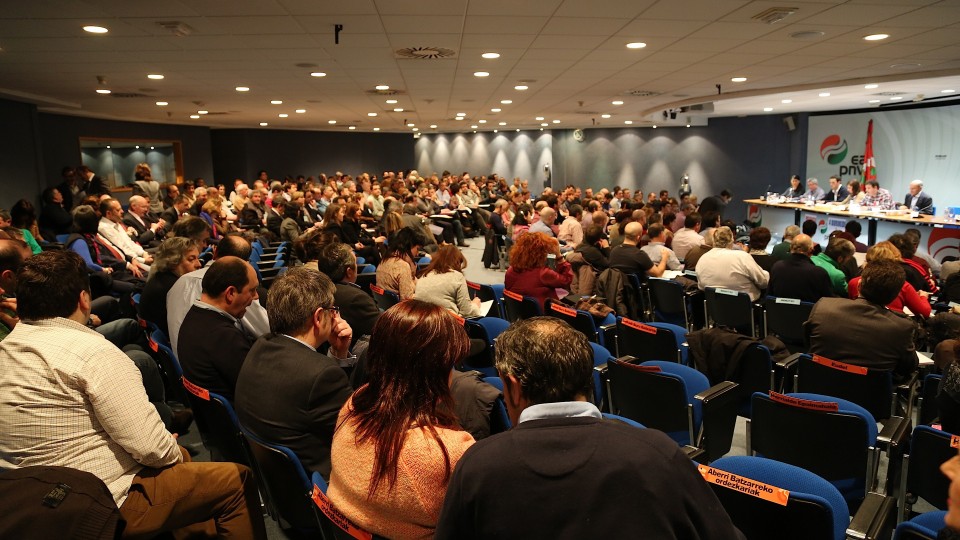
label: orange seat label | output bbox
[550,303,577,317]
[181,378,210,401]
[698,464,790,506]
[503,290,523,301]
[451,313,465,326]
[769,391,839,412]
[467,281,481,290]
[951,435,960,449]
[622,318,658,334]
[369,284,385,295]
[812,355,868,375]
[311,485,372,540]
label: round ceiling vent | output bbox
[395,46,457,59]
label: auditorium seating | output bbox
[615,317,688,365]
[898,426,954,523]
[893,511,947,540]
[762,296,815,353]
[703,287,759,337]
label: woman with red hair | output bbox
[504,231,573,308]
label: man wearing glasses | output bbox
[235,267,354,481]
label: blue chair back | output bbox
[648,277,693,329]
[590,342,615,409]
[794,353,897,421]
[482,376,512,434]
[704,286,757,337]
[502,289,542,322]
[616,318,687,364]
[894,511,947,540]
[370,284,401,312]
[467,282,506,320]
[900,426,954,521]
[601,413,645,429]
[463,317,510,378]
[763,296,814,351]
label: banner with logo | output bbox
[806,105,960,213]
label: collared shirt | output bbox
[518,401,602,424]
[529,219,555,237]
[641,241,682,270]
[672,228,705,261]
[696,247,770,301]
[98,217,145,258]
[367,194,385,217]
[805,187,825,200]
[166,266,270,354]
[557,216,583,248]
[0,317,180,506]
[862,187,894,210]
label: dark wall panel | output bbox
[210,129,415,182]
[0,99,44,210]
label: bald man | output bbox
[900,179,933,215]
[609,221,669,278]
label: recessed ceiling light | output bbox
[491,108,501,112]
[493,129,498,133]
[516,129,520,132]
[328,120,336,124]
[348,126,356,130]
[260,122,268,126]
[612,100,624,105]
[535,116,545,121]
[190,114,200,119]
[481,52,500,59]
[83,25,108,34]
[367,112,377,117]
[731,77,747,82]
[156,101,168,106]
[310,72,326,77]
[686,124,691,128]
[471,125,479,129]
[818,92,830,97]
[626,42,646,49]
[652,125,657,129]
[105,145,110,148]
[890,96,903,101]
[781,99,792,104]
[624,120,633,125]
[864,83,879,89]
[552,120,560,124]
[601,114,611,119]
[478,120,487,124]
[295,109,306,113]
[499,122,506,126]
[375,84,389,90]
[430,124,437,129]
[270,100,282,104]
[456,112,466,116]
[763,107,774,112]
[407,123,415,127]
[412,127,419,131]
[541,123,549,127]
[500,100,512,104]
[474,71,490,77]
[386,99,398,104]
[147,74,164,80]
[96,89,111,94]
[869,99,881,103]
[135,145,140,149]
[373,127,380,131]
[540,128,544,131]
[863,33,889,41]
[455,117,464,121]
[393,108,404,112]
[278,113,288,118]
[514,85,528,90]
[235,86,250,92]
[942,89,956,93]
[198,110,208,115]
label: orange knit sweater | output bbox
[327,400,475,539]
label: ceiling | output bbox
[2,0,959,133]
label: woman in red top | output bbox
[848,241,931,318]
[504,232,573,309]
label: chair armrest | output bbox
[846,492,896,540]
[694,381,739,402]
[695,381,740,462]
[593,363,608,375]
[682,445,707,463]
[896,371,920,394]
[876,416,911,452]
[776,352,805,371]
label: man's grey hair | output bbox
[806,177,819,185]
[266,267,335,335]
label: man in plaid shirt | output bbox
[861,180,895,210]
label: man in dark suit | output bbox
[160,194,190,229]
[123,195,164,248]
[177,257,260,401]
[78,165,111,197]
[901,179,934,215]
[235,267,353,480]
[804,259,918,380]
[821,175,849,203]
[768,234,835,303]
[435,317,745,539]
[315,241,379,344]
[265,204,283,238]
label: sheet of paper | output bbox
[918,351,934,366]
[479,300,494,317]
[662,270,682,280]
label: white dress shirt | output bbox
[672,228,705,261]
[98,217,146,259]
[696,248,770,301]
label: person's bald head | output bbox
[790,234,814,256]
[0,238,27,292]
[539,207,556,225]
[623,222,643,243]
[214,234,252,260]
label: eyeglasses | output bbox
[318,305,340,317]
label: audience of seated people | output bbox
[504,231,572,309]
[696,226,769,301]
[415,244,482,317]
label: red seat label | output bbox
[182,378,210,401]
[698,465,790,506]
[550,303,577,317]
[812,355,868,375]
[370,284,385,295]
[622,318,657,334]
[504,290,523,301]
[312,485,372,540]
[769,391,839,412]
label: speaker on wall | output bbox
[783,115,796,131]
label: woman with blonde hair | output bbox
[415,245,481,317]
[847,240,930,318]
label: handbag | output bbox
[576,296,615,319]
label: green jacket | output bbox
[811,253,848,296]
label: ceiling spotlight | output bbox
[474,71,490,77]
[197,110,208,114]
[686,124,691,128]
[456,112,466,116]
[541,123,549,127]
[471,125,479,129]
[552,120,560,124]
[375,84,390,90]
[147,74,164,80]
[535,116,544,121]
[393,108,404,112]
[368,112,377,117]
[190,114,200,119]
[516,129,520,132]
[624,120,633,125]
[481,52,500,59]
[260,122,268,126]
[491,108,501,112]
[493,129,498,133]
[478,120,487,124]
[781,99,792,104]
[83,25,108,34]
[869,99,881,103]
[763,107,774,112]
[150,146,155,150]
[652,125,657,129]
[156,101,168,106]
[310,72,326,77]
[412,127,419,131]
[863,33,889,41]
[270,100,282,104]
[818,92,830,97]
[601,114,611,119]
[328,120,336,124]
[455,117,464,121]
[348,126,356,130]
[626,42,646,49]
[373,127,380,131]
[96,89,111,94]
[278,113,288,118]
[890,96,903,101]
[942,89,956,93]
[864,83,879,89]
[430,124,437,129]
[731,77,747,83]
[407,123,415,127]
[295,109,306,113]
[540,128,544,131]
[499,122,506,126]
[612,100,624,105]
[386,99,398,104]
[500,100,512,104]
[235,86,250,92]
[514,85,528,90]
[135,145,139,149]
[106,145,110,148]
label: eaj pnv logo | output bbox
[820,135,848,165]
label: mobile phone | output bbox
[546,253,557,270]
